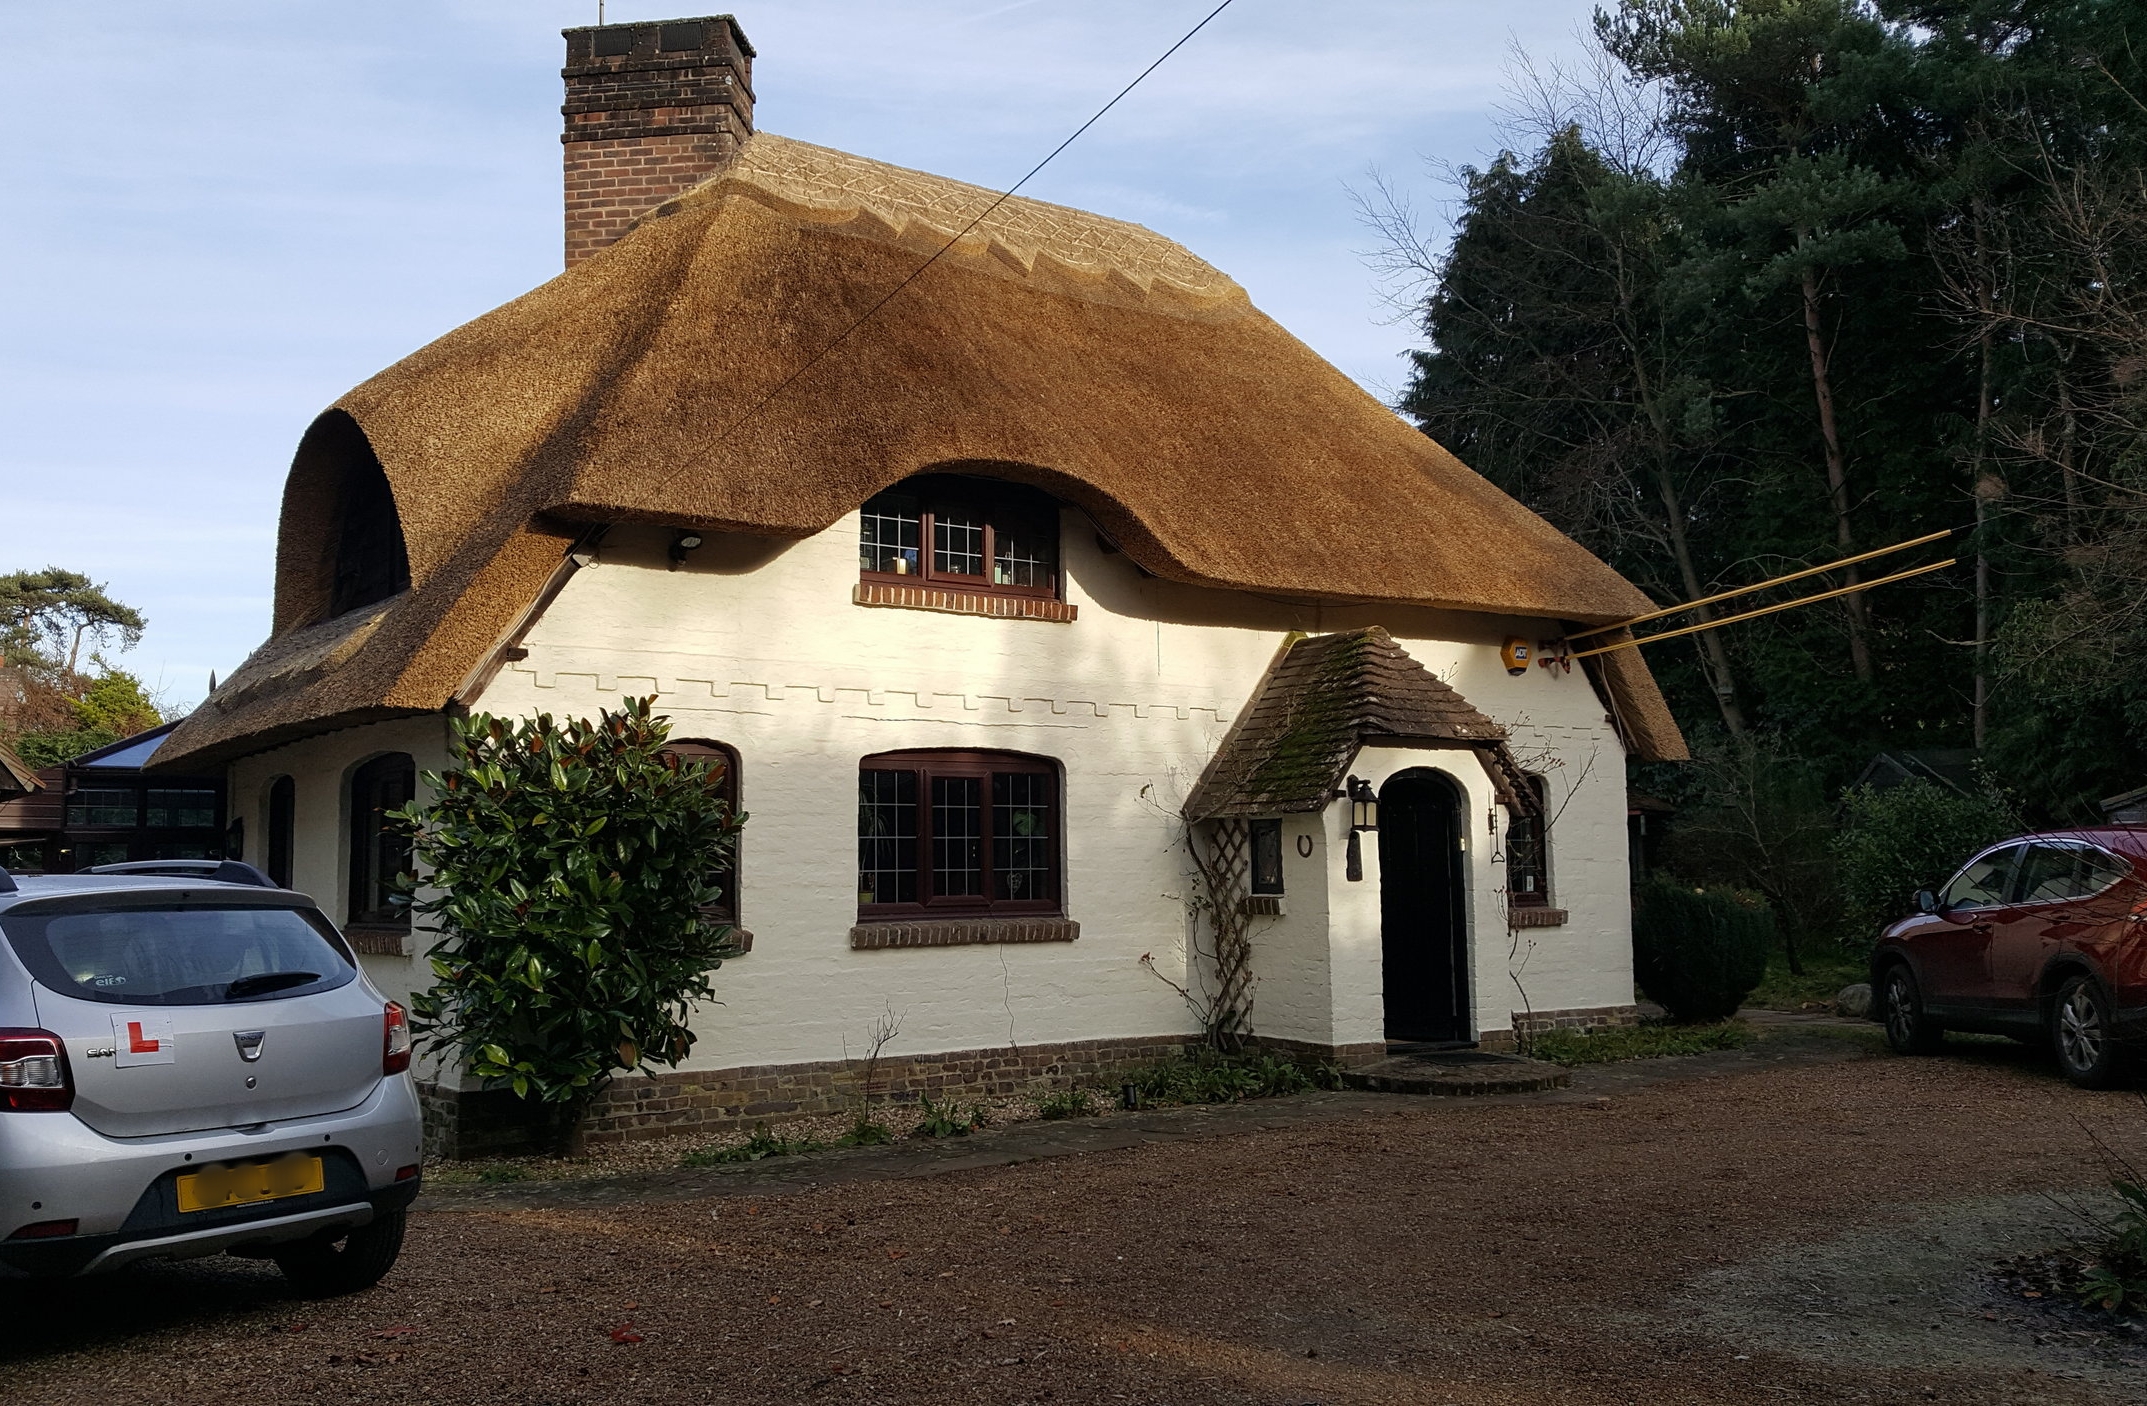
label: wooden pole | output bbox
[1569,559,1957,659]
[1564,527,1959,643]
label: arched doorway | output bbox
[1379,769,1469,1043]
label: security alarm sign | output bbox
[112,1014,176,1067]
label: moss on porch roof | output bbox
[1184,628,1549,822]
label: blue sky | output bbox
[0,0,1602,711]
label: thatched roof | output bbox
[162,132,1687,771]
[1184,628,1545,823]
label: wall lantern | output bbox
[1342,776,1378,883]
[1347,776,1380,832]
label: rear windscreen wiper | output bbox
[224,971,321,1000]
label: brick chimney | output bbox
[561,15,756,267]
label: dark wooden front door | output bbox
[1379,771,1469,1043]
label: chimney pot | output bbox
[560,13,755,267]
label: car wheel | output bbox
[2051,974,2127,1089]
[273,1206,406,1297]
[1881,964,1944,1055]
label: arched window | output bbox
[662,740,741,927]
[348,753,416,928]
[858,750,1059,919]
[265,775,296,889]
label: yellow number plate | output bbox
[176,1153,325,1213]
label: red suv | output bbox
[1872,828,2147,1087]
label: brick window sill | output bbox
[344,924,410,957]
[851,917,1080,950]
[853,581,1077,623]
[1508,907,1568,929]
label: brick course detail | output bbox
[849,917,1080,950]
[1477,1003,1639,1052]
[1507,907,1569,928]
[420,1032,1191,1159]
[560,16,756,267]
[851,581,1078,622]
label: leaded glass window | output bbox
[858,752,1059,916]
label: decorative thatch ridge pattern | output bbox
[1184,628,1545,823]
[160,130,1687,771]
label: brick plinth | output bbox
[1477,1003,1641,1052]
[561,16,755,267]
[416,1030,1377,1158]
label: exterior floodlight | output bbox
[669,529,705,570]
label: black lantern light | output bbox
[1342,776,1379,882]
[1347,776,1379,832]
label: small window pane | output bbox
[994,772,1055,901]
[68,788,139,827]
[860,493,922,576]
[146,788,218,829]
[1941,846,2019,910]
[1249,819,1284,895]
[858,770,917,904]
[933,775,984,896]
[933,510,985,578]
[992,519,1057,589]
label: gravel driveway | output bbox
[7,1030,2146,1405]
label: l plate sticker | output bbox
[112,1014,176,1067]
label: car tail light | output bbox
[0,1030,72,1112]
[382,1002,411,1076]
[395,1164,420,1182]
[7,1218,78,1240]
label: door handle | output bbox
[1970,922,1994,935]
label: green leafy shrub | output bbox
[682,1123,823,1167]
[910,1093,987,1138]
[1832,778,2015,952]
[1122,1050,1326,1107]
[1036,1087,1098,1121]
[1633,880,1773,1023]
[1529,1019,1752,1067]
[402,697,743,1150]
[2080,1178,2147,1313]
[840,1116,895,1147]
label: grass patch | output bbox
[680,1123,826,1167]
[1121,1050,1340,1108]
[474,1162,533,1184]
[1529,1020,1753,1067]
[1746,944,1867,1012]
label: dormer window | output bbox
[859,476,1060,600]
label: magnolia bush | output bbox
[397,697,742,1146]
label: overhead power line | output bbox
[616,0,1241,515]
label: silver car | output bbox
[0,866,422,1294]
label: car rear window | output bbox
[1,905,356,1006]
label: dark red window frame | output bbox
[858,475,1062,601]
[857,750,1061,920]
[1506,775,1550,908]
[663,740,742,926]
